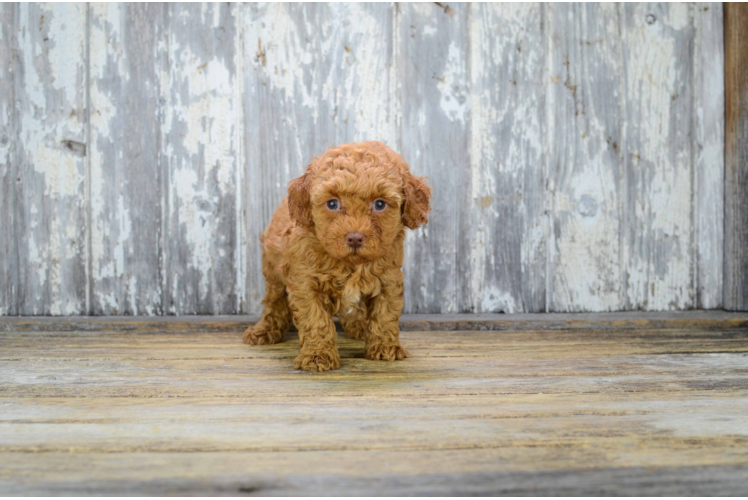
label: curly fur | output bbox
[243,141,432,372]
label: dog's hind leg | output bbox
[243,275,292,345]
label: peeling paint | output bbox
[546,4,624,313]
[436,42,469,124]
[2,3,726,316]
[14,3,87,315]
[468,4,546,314]
[164,3,242,314]
[623,3,694,311]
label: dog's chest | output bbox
[337,266,380,313]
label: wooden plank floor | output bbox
[1,312,748,496]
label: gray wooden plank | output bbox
[466,3,546,314]
[547,3,624,312]
[88,3,165,315]
[3,351,747,398]
[2,393,747,453]
[1,455,747,496]
[13,3,88,315]
[1,310,747,333]
[724,3,748,311]
[399,3,470,313]
[622,3,695,310]
[4,332,747,361]
[162,3,244,314]
[0,3,18,315]
[3,328,748,363]
[694,3,724,309]
[242,3,396,314]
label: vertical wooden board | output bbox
[0,4,17,315]
[242,3,396,314]
[724,3,748,311]
[622,3,694,310]
[88,3,164,315]
[547,3,624,312]
[162,3,243,314]
[467,4,546,313]
[399,3,470,313]
[14,3,88,315]
[693,3,724,309]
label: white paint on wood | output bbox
[400,2,469,314]
[14,3,87,315]
[0,2,728,315]
[693,3,724,309]
[547,3,623,311]
[622,3,695,310]
[468,3,546,314]
[88,3,165,315]
[0,4,17,315]
[163,3,243,314]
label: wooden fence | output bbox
[0,3,729,315]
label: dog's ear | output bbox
[287,171,314,227]
[402,172,432,229]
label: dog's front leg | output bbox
[288,285,341,372]
[365,272,410,361]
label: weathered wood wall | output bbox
[0,3,727,315]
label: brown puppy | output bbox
[243,141,432,372]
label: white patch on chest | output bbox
[342,282,361,314]
[341,267,365,314]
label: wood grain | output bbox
[13,3,88,315]
[0,4,17,315]
[162,3,244,315]
[88,3,165,315]
[547,3,623,312]
[1,316,747,494]
[0,2,729,315]
[399,3,470,313]
[725,3,748,311]
[1,454,747,496]
[2,321,747,399]
[2,392,748,453]
[622,3,695,311]
[694,3,724,309]
[468,3,546,314]
[2,311,747,333]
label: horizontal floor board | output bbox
[1,391,747,453]
[3,390,748,420]
[2,311,748,332]
[2,353,747,398]
[2,330,747,361]
[1,452,747,496]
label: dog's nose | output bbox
[346,232,365,249]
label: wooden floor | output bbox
[1,312,748,496]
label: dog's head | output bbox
[287,141,431,264]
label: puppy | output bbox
[242,141,432,372]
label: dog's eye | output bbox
[373,199,387,212]
[326,199,340,211]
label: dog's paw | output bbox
[294,351,341,372]
[365,343,410,361]
[243,325,283,345]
